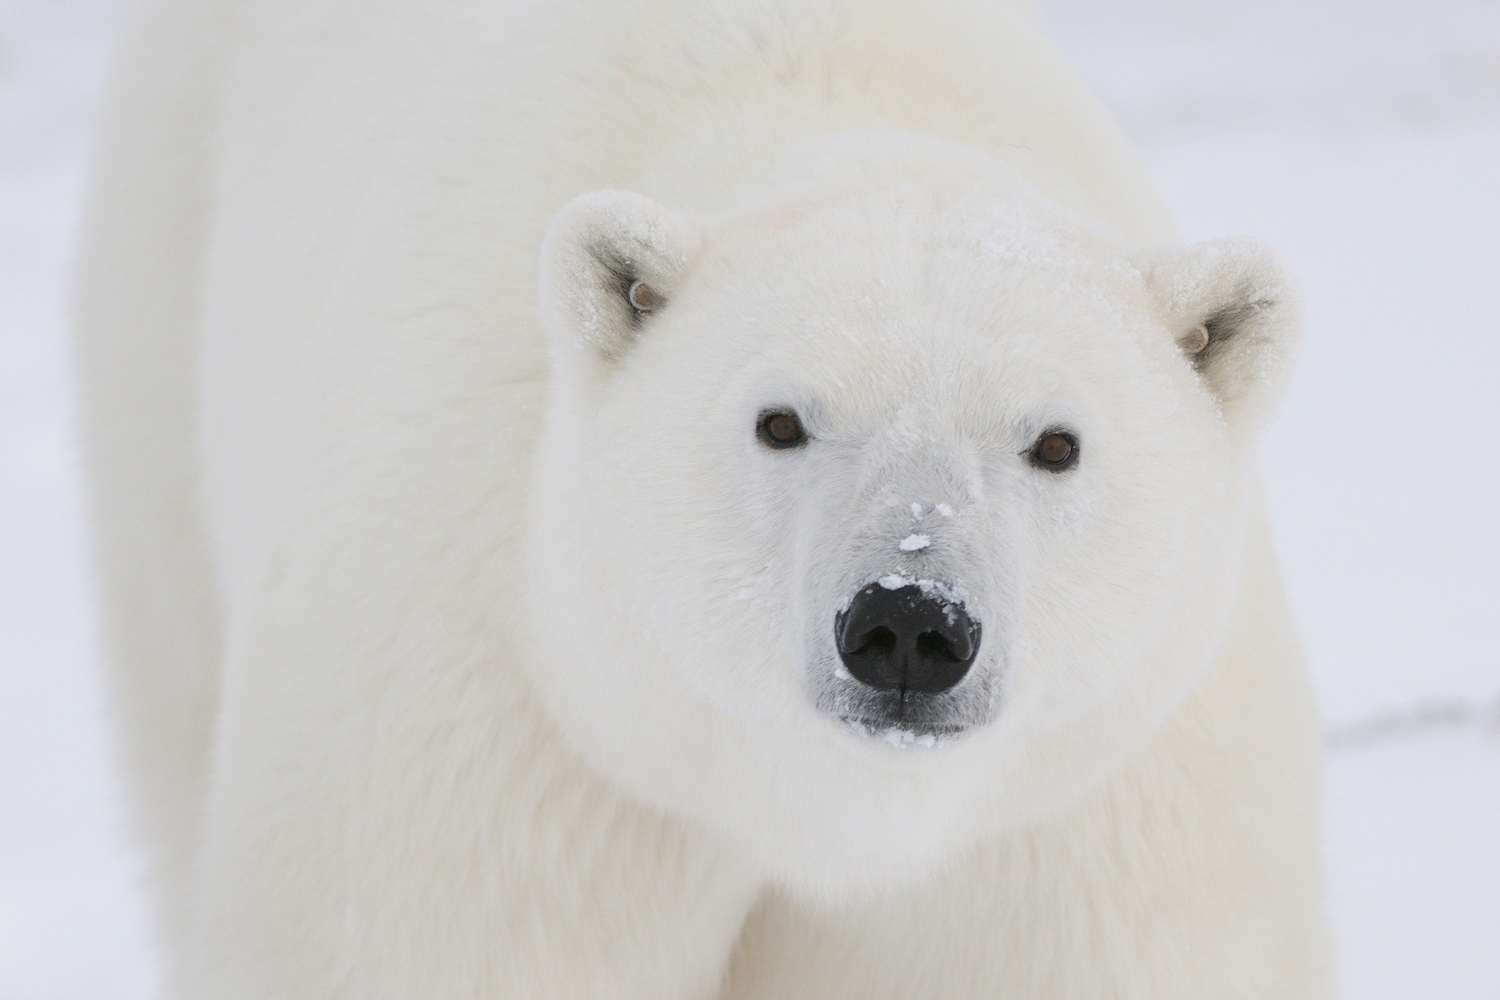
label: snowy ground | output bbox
[1,0,1496,997]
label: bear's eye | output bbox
[627,279,660,312]
[1029,430,1078,471]
[757,409,808,449]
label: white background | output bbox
[1,0,1497,996]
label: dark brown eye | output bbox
[757,409,807,449]
[1031,431,1077,470]
[627,280,660,311]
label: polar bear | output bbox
[76,0,1326,997]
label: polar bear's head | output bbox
[526,144,1298,889]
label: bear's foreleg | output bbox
[185,506,760,998]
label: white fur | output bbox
[76,0,1326,996]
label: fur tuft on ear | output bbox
[1145,238,1301,428]
[539,190,700,364]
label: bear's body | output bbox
[77,0,1326,996]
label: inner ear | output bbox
[539,190,700,364]
[1145,237,1301,427]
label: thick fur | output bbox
[76,0,1326,997]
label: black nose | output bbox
[835,583,980,695]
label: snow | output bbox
[0,0,1496,997]
[0,2,161,998]
[899,533,931,551]
[881,728,940,749]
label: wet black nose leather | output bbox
[835,583,980,695]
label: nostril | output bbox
[851,626,897,657]
[915,630,958,662]
[839,623,904,691]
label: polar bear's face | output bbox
[530,162,1296,883]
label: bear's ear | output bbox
[1144,238,1301,428]
[539,190,701,365]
